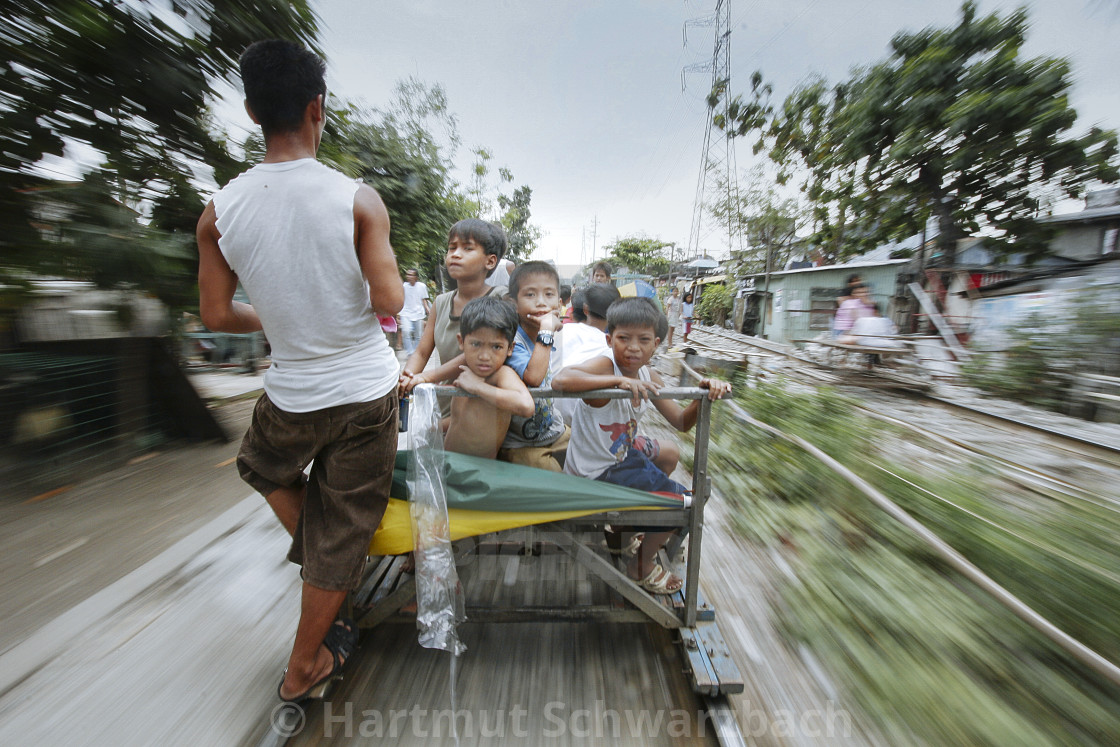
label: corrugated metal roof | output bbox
[746,257,910,279]
[1040,204,1120,224]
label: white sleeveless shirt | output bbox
[563,354,653,480]
[213,158,398,412]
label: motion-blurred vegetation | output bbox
[695,283,733,326]
[713,381,1120,745]
[0,1,540,338]
[0,0,321,318]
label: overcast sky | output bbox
[221,0,1120,267]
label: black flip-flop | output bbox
[277,619,358,703]
[323,617,358,662]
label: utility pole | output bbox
[591,215,598,262]
[759,243,773,339]
[683,0,742,263]
[668,241,678,287]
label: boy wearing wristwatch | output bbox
[497,261,570,471]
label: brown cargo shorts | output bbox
[237,391,398,591]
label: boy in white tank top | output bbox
[197,40,403,703]
[554,298,731,596]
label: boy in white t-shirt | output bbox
[554,298,730,595]
[554,283,619,425]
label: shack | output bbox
[735,242,914,343]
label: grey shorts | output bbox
[237,391,398,591]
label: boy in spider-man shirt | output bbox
[553,297,730,596]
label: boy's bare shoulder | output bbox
[494,364,526,385]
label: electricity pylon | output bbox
[683,0,742,262]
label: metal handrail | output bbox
[425,384,712,400]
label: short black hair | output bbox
[448,219,506,276]
[606,297,666,338]
[592,261,613,279]
[570,287,588,323]
[584,282,621,320]
[240,40,326,136]
[509,260,560,299]
[560,284,572,304]
[460,295,519,344]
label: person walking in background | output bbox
[197,40,402,703]
[664,286,681,348]
[399,268,430,356]
[841,302,902,348]
[832,273,863,337]
[834,283,873,339]
[681,292,695,341]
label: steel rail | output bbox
[696,324,1120,459]
[917,392,1120,461]
[743,345,1120,502]
[722,397,1120,688]
[851,399,1120,514]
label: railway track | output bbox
[676,325,1120,508]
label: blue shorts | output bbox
[597,448,687,495]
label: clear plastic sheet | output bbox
[406,384,466,654]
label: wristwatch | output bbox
[535,331,554,347]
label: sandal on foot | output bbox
[602,531,643,558]
[277,618,356,703]
[637,565,683,595]
[323,617,358,663]
[278,649,342,703]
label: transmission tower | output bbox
[683,0,742,262]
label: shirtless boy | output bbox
[441,295,535,459]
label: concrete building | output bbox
[1041,188,1120,261]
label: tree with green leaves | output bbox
[498,185,541,260]
[601,236,673,276]
[710,168,807,273]
[0,0,320,310]
[695,283,733,326]
[716,2,1118,265]
[462,147,540,260]
[321,80,463,282]
[464,147,504,219]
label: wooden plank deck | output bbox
[290,529,718,746]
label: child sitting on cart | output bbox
[496,261,570,471]
[553,297,731,595]
[439,295,535,459]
